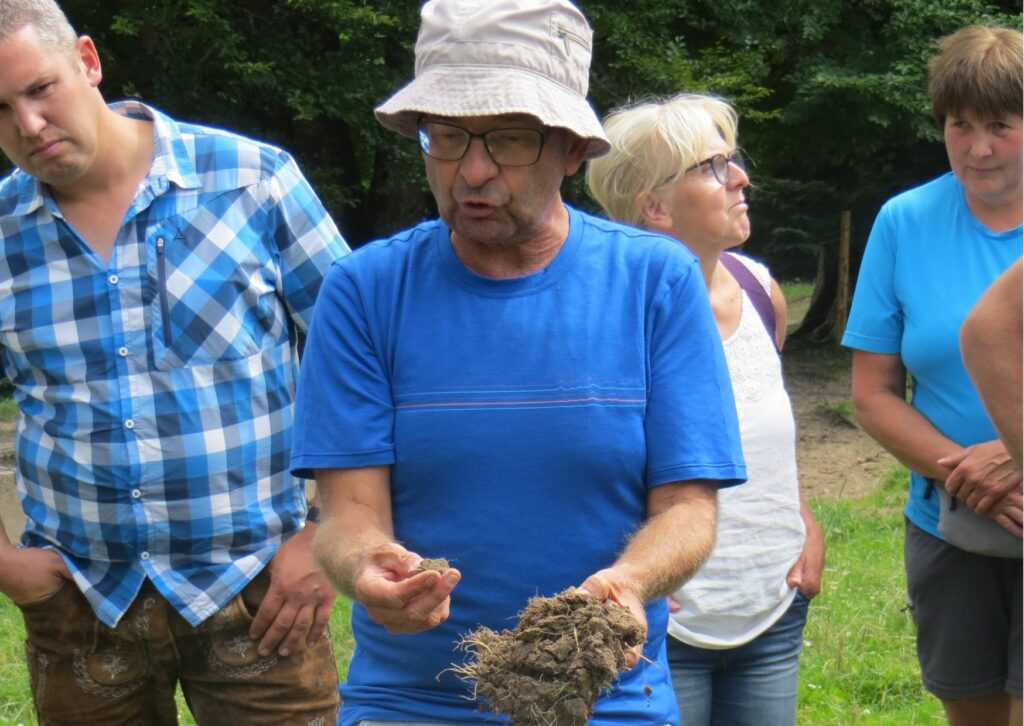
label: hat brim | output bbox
[375,65,610,160]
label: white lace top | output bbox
[667,253,806,649]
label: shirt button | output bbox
[140,551,150,560]
[118,347,129,357]
[108,274,119,285]
[131,489,141,499]
[124,419,135,429]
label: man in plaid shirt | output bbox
[0,1,348,723]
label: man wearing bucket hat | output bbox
[292,0,746,723]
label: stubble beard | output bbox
[446,204,542,248]
[26,139,89,189]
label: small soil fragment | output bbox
[415,557,451,573]
[452,588,644,726]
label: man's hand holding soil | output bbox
[580,480,718,668]
[312,465,463,634]
[578,569,647,668]
[353,544,461,633]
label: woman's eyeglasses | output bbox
[684,150,746,186]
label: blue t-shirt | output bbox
[842,172,1023,537]
[292,206,746,725]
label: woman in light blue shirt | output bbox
[843,25,1022,726]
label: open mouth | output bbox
[460,201,498,218]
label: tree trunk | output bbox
[791,211,852,345]
[834,210,852,344]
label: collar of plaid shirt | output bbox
[0,100,347,627]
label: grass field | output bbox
[798,469,943,724]
[782,279,815,333]
[0,400,15,425]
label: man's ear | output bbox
[637,190,671,231]
[74,36,103,87]
[563,135,590,176]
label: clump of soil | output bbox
[452,588,644,726]
[415,557,451,573]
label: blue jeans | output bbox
[666,590,810,726]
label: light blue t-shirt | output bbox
[842,172,1023,537]
[292,206,745,725]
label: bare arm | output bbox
[850,350,960,480]
[579,480,717,663]
[248,489,337,657]
[786,496,825,597]
[959,258,1023,469]
[312,465,396,598]
[770,277,788,351]
[852,350,1020,517]
[312,466,460,634]
[766,281,829,594]
[599,480,718,602]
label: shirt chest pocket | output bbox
[149,212,284,369]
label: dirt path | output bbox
[784,348,897,501]
[0,422,19,537]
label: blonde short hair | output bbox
[587,94,738,227]
[929,25,1023,127]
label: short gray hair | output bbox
[587,94,739,228]
[0,0,78,56]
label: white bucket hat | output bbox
[375,0,610,160]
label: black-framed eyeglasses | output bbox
[684,150,746,185]
[416,120,552,167]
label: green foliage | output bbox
[5,0,1020,266]
[580,0,1020,277]
[61,0,428,244]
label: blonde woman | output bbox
[588,94,824,726]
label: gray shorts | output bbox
[905,519,1022,699]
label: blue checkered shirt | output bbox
[0,101,348,627]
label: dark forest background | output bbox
[13,0,1024,280]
